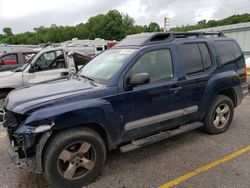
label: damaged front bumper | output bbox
[3,128,38,170]
[3,125,53,174]
[2,109,54,174]
[4,128,20,165]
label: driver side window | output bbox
[33,50,66,71]
[128,49,174,84]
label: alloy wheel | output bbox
[57,141,96,180]
[213,103,230,129]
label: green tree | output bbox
[84,10,137,40]
[146,22,161,32]
[132,25,145,34]
[171,13,250,32]
[3,27,13,36]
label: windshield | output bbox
[79,49,137,84]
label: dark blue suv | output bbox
[3,32,249,188]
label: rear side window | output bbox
[214,40,242,64]
[181,43,212,76]
[181,44,204,75]
[198,43,212,70]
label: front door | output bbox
[121,48,185,139]
[23,50,69,84]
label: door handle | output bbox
[60,72,69,77]
[169,86,182,92]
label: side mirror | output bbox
[29,66,36,73]
[14,67,22,72]
[129,73,150,87]
[0,60,5,65]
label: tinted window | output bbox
[130,49,173,83]
[198,43,212,70]
[181,44,203,75]
[0,54,17,65]
[214,40,242,64]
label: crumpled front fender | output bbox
[16,98,113,134]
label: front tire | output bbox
[43,128,106,188]
[204,95,234,134]
[0,90,10,122]
[0,90,10,100]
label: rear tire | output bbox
[43,128,106,188]
[204,95,234,134]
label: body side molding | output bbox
[124,105,198,131]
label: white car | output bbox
[246,57,250,86]
[0,47,91,99]
[0,47,91,120]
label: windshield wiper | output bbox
[80,75,95,81]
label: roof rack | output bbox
[115,31,225,47]
[173,31,224,38]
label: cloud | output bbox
[0,0,250,34]
[0,0,124,33]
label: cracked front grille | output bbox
[3,110,27,139]
[3,111,16,126]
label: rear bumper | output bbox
[242,83,249,99]
[234,83,249,106]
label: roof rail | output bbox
[115,31,225,47]
[173,31,224,38]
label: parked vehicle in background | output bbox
[0,50,38,72]
[246,57,250,86]
[2,32,248,188]
[0,47,91,101]
[62,38,118,58]
[0,44,38,54]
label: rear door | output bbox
[177,41,215,123]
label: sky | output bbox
[0,0,250,34]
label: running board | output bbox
[120,122,203,153]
